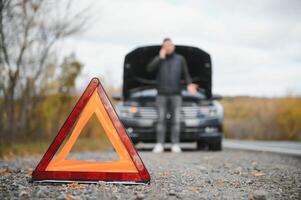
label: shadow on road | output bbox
[135,142,212,152]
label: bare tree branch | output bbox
[0,0,90,139]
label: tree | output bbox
[0,0,88,141]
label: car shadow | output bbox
[135,143,211,152]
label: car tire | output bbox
[208,139,222,151]
[197,141,206,150]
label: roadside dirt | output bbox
[0,149,300,199]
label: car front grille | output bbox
[136,107,157,119]
[136,106,201,119]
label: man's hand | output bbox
[187,83,199,94]
[159,47,166,59]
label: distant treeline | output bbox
[221,96,301,141]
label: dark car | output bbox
[113,45,224,151]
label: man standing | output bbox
[146,38,199,153]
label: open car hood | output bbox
[122,45,212,99]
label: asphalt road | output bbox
[223,139,301,156]
[136,140,301,156]
[1,145,301,199]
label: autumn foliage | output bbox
[221,96,301,141]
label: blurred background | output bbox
[0,0,300,158]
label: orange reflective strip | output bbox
[47,160,137,172]
[46,91,137,172]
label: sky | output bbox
[61,0,301,97]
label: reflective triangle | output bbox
[32,78,150,184]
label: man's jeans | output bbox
[155,95,182,144]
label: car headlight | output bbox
[199,106,218,117]
[115,106,139,118]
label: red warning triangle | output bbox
[32,78,150,184]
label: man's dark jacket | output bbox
[146,52,192,95]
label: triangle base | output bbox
[32,171,149,184]
[30,178,149,185]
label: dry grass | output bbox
[221,96,301,141]
[0,138,112,160]
[0,114,113,159]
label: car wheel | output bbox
[208,139,222,151]
[197,141,206,150]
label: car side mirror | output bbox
[212,94,223,100]
[112,94,122,101]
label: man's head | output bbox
[162,38,175,55]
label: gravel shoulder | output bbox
[0,149,301,199]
